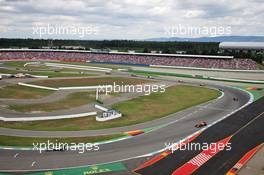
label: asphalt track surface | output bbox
[136,96,264,175]
[193,108,264,175]
[0,79,250,173]
[132,66,264,81]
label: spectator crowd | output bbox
[0,51,258,70]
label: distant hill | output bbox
[145,36,264,42]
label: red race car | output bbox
[195,121,207,128]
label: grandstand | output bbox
[0,49,258,70]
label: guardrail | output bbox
[26,74,49,78]
[0,111,97,121]
[18,82,59,91]
[45,63,112,72]
[18,82,114,91]
[95,104,109,112]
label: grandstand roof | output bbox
[219,42,264,50]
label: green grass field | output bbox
[0,134,124,147]
[1,61,27,69]
[0,77,147,100]
[1,60,132,71]
[32,77,151,87]
[0,67,95,78]
[8,91,96,112]
[0,68,18,74]
[0,61,99,77]
[26,71,95,78]
[85,63,131,69]
[0,85,220,131]
[48,61,132,70]
[0,85,53,99]
[257,63,264,70]
[0,60,134,78]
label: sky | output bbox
[0,0,263,40]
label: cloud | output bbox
[0,0,263,39]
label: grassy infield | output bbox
[8,92,96,112]
[0,61,99,77]
[0,85,220,147]
[0,77,148,99]
[0,68,95,78]
[0,85,52,99]
[0,60,131,76]
[0,134,124,147]
[0,61,220,146]
[31,77,149,88]
[7,77,148,112]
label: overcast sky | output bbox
[0,0,263,40]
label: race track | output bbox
[0,76,251,173]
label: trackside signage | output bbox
[26,162,127,175]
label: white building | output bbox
[219,42,264,53]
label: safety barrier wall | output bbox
[27,75,49,78]
[45,63,112,72]
[0,112,97,121]
[18,82,114,91]
[18,82,59,91]
[95,104,109,112]
[59,85,112,90]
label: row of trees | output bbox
[0,38,219,54]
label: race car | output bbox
[233,97,239,101]
[195,121,207,128]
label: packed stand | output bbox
[0,51,258,70]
